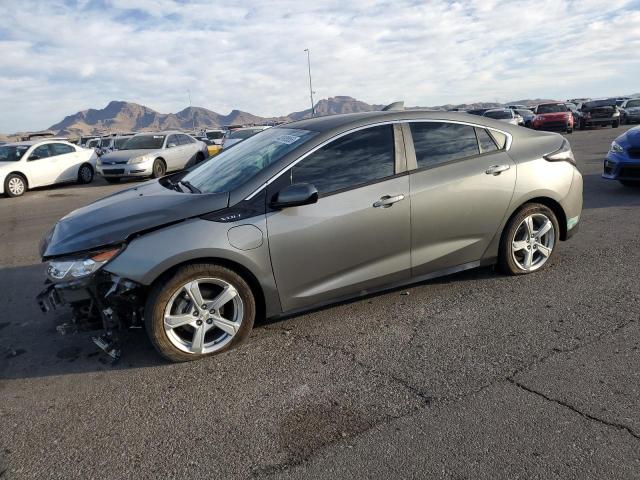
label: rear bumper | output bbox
[584,117,617,125]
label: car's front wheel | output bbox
[145,264,256,362]
[4,173,27,197]
[151,159,166,178]
[499,203,559,275]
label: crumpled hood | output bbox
[100,149,159,163]
[41,180,229,258]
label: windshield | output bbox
[228,129,263,140]
[182,128,317,194]
[484,110,512,119]
[537,104,567,113]
[100,138,111,148]
[0,145,30,162]
[122,134,165,150]
[626,100,640,108]
[206,131,223,140]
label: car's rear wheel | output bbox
[195,152,205,164]
[77,164,94,184]
[151,158,166,178]
[612,120,620,128]
[620,180,640,188]
[499,204,559,275]
[104,177,120,184]
[4,173,27,197]
[145,264,255,362]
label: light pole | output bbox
[188,89,195,132]
[304,48,315,117]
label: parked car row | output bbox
[465,98,634,134]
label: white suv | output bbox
[0,140,97,197]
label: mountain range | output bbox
[0,95,590,141]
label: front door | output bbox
[266,124,411,312]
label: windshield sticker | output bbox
[274,134,300,145]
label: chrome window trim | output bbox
[244,119,513,200]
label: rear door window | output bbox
[50,143,75,156]
[292,125,395,195]
[409,122,479,169]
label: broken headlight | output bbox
[47,247,122,282]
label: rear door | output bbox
[406,121,516,276]
[266,124,411,312]
[178,134,198,167]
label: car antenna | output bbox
[382,101,404,111]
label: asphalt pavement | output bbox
[1,126,639,479]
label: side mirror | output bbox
[167,142,177,148]
[270,183,318,210]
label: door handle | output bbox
[485,164,510,175]
[373,194,405,208]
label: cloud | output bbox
[0,0,639,132]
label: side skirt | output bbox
[270,257,496,321]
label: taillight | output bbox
[544,139,576,165]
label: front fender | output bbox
[104,216,282,317]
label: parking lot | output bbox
[0,125,639,479]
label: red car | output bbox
[532,103,574,133]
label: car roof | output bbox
[279,109,524,134]
[4,139,73,147]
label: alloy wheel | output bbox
[8,177,25,196]
[511,213,555,272]
[163,277,244,354]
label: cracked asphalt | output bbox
[1,126,639,479]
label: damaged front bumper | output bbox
[37,271,145,360]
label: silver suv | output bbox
[97,131,207,182]
[38,110,582,362]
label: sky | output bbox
[0,0,639,133]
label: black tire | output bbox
[77,164,94,184]
[566,126,573,134]
[620,180,640,188]
[195,152,205,164]
[580,120,586,130]
[4,173,27,197]
[104,177,120,184]
[612,120,620,128]
[151,158,166,178]
[145,264,256,363]
[499,203,560,276]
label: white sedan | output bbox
[0,139,97,197]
